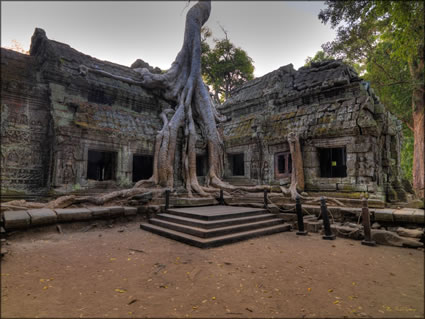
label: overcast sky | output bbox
[1,1,336,77]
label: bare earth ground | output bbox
[1,219,424,318]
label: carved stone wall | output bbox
[1,49,52,197]
[1,29,406,203]
[220,61,406,201]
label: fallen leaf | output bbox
[115,288,127,293]
[110,258,116,261]
[352,282,356,286]
[307,288,312,292]
[328,289,333,293]
[42,286,48,290]
[40,279,45,282]
[333,300,340,304]
[202,300,207,303]
[192,306,198,310]
[128,299,138,305]
[212,297,216,300]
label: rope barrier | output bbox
[267,196,295,212]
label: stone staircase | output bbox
[140,205,291,248]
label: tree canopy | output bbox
[201,27,254,104]
[319,0,424,196]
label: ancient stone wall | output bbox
[220,61,406,202]
[1,30,406,203]
[1,29,170,199]
[1,49,52,198]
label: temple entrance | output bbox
[132,155,153,182]
[319,147,347,178]
[87,150,117,181]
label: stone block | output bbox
[88,207,111,218]
[55,208,92,222]
[108,206,125,217]
[412,210,425,224]
[3,210,31,229]
[123,207,137,216]
[374,209,394,222]
[393,209,415,223]
[278,213,297,222]
[305,220,323,233]
[27,208,57,226]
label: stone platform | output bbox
[140,205,291,248]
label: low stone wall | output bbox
[2,206,141,230]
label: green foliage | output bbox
[201,27,254,104]
[319,1,424,183]
[304,51,333,66]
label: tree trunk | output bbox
[409,58,424,198]
[412,88,424,198]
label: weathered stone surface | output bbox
[374,209,394,222]
[27,208,57,226]
[123,206,137,216]
[393,209,415,223]
[412,210,425,224]
[305,220,323,233]
[3,210,31,229]
[87,207,111,218]
[108,206,125,217]
[55,208,92,221]
[371,229,423,248]
[1,28,407,205]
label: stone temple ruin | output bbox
[1,28,408,208]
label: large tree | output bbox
[132,1,266,196]
[319,0,424,197]
[201,27,254,104]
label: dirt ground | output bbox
[1,219,424,318]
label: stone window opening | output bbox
[132,155,153,182]
[196,155,207,177]
[229,153,245,176]
[319,147,347,178]
[87,150,117,181]
[275,152,292,178]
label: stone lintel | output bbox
[3,210,31,230]
[55,208,92,221]
[27,208,57,226]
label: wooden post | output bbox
[361,198,376,246]
[296,196,308,235]
[165,189,170,211]
[321,197,336,240]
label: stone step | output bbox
[156,212,277,229]
[167,205,267,221]
[149,217,284,238]
[140,222,291,248]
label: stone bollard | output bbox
[321,197,336,240]
[219,189,225,205]
[165,189,170,211]
[296,196,308,236]
[264,189,268,209]
[361,198,376,246]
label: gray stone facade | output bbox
[1,29,406,203]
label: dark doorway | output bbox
[196,155,207,176]
[133,155,153,182]
[319,147,347,177]
[275,152,292,178]
[87,150,117,181]
[229,153,245,176]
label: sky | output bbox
[1,1,337,77]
